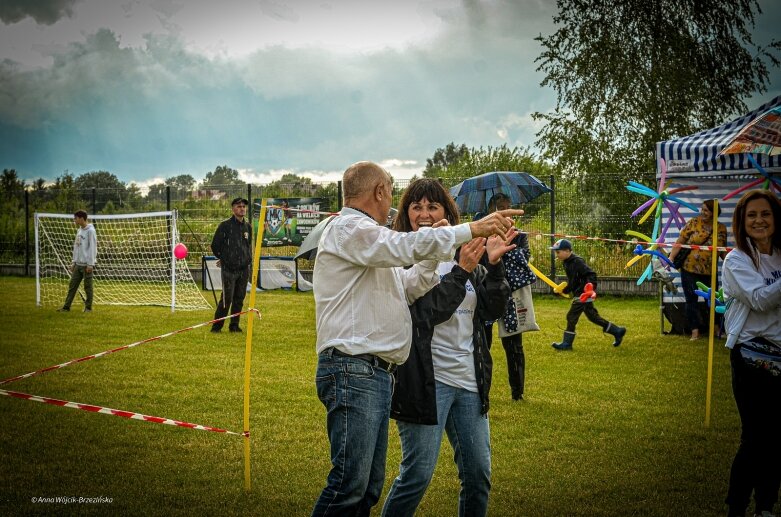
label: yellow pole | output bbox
[704,199,719,428]
[243,198,267,490]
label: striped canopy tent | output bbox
[657,95,781,179]
[653,96,781,333]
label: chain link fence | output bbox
[1,173,655,283]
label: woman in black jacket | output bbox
[382,179,512,517]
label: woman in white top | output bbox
[722,189,781,517]
[383,179,515,517]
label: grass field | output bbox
[0,276,741,516]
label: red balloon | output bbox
[174,243,188,260]
[579,282,597,303]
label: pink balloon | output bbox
[174,243,188,260]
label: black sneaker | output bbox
[210,327,222,333]
[57,307,70,312]
[83,308,92,313]
[229,327,243,333]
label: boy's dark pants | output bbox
[566,300,608,333]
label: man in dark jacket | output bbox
[550,238,626,350]
[211,197,253,333]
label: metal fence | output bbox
[1,173,655,282]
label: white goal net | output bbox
[35,211,211,311]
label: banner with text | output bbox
[254,198,325,247]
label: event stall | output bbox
[655,95,781,333]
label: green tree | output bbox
[1,169,25,197]
[423,142,468,179]
[74,171,128,212]
[260,173,320,199]
[147,174,197,202]
[429,144,552,186]
[167,174,196,193]
[200,165,243,192]
[534,0,780,182]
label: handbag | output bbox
[738,337,781,377]
[498,285,540,337]
[672,229,711,270]
[672,248,691,270]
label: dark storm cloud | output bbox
[0,0,80,25]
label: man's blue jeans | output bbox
[382,380,491,517]
[312,349,394,517]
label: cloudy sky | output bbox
[1,0,779,189]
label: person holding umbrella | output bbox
[478,193,537,401]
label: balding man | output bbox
[312,161,522,516]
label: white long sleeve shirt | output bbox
[314,207,473,364]
[722,247,781,348]
[72,223,97,267]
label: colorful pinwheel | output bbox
[624,158,699,285]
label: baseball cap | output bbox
[549,238,572,251]
[231,197,249,206]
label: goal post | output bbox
[35,210,211,312]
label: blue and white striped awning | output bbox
[657,95,781,179]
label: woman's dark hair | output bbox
[703,199,722,217]
[393,178,460,232]
[732,189,781,269]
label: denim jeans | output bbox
[312,349,394,517]
[382,380,491,517]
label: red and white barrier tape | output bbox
[0,388,247,437]
[525,231,733,253]
[0,308,261,386]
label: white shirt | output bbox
[72,224,97,266]
[431,261,479,392]
[314,207,473,364]
[723,247,781,348]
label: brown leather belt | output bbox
[328,347,396,373]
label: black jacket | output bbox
[561,253,597,296]
[390,261,510,425]
[211,216,253,271]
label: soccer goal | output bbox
[35,211,211,311]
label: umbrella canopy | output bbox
[294,208,398,260]
[294,215,335,260]
[449,171,552,214]
[719,105,781,156]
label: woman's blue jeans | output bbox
[312,350,394,517]
[382,380,491,517]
